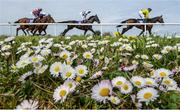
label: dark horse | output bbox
[59,15,100,36]
[32,15,55,36]
[14,15,55,36]
[116,15,164,36]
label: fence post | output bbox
[100,24,103,37]
[144,23,147,36]
[54,23,57,36]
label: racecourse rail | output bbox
[1,22,180,36]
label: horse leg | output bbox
[16,27,20,36]
[33,29,38,36]
[22,29,27,36]
[43,30,47,36]
[138,30,144,36]
[61,26,73,36]
[84,30,88,36]
[121,26,133,35]
[148,29,152,36]
[89,28,96,35]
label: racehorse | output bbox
[32,15,55,36]
[116,15,164,36]
[14,15,55,36]
[59,15,100,36]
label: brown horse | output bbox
[14,15,55,36]
[32,15,55,36]
[59,15,100,36]
[14,18,33,36]
[116,15,164,36]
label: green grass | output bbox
[0,35,180,109]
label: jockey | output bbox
[80,10,91,23]
[31,8,46,22]
[139,8,152,22]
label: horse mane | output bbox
[149,16,162,22]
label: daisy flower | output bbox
[50,62,63,77]
[83,51,93,59]
[75,65,88,77]
[91,80,112,103]
[59,50,71,60]
[16,99,38,110]
[145,78,157,87]
[131,76,145,88]
[108,96,121,105]
[18,71,33,83]
[137,87,159,102]
[120,81,133,94]
[111,76,127,87]
[34,65,48,74]
[30,55,44,63]
[61,65,76,80]
[40,48,51,56]
[162,77,177,87]
[154,68,172,78]
[89,71,103,79]
[63,79,77,92]
[53,85,70,103]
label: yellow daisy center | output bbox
[116,81,123,86]
[111,98,116,103]
[76,76,82,82]
[78,69,84,74]
[159,72,167,77]
[62,54,68,59]
[143,92,152,99]
[122,84,129,90]
[146,81,153,85]
[20,108,28,110]
[164,80,171,85]
[54,66,60,73]
[85,54,91,59]
[32,57,38,62]
[135,81,141,86]
[66,72,72,77]
[99,88,110,97]
[68,83,73,88]
[59,90,67,97]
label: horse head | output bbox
[156,15,164,23]
[46,15,55,23]
[88,15,101,23]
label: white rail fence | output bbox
[0,23,180,36]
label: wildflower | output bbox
[75,65,88,77]
[120,81,133,94]
[109,96,121,105]
[111,76,127,87]
[131,76,145,88]
[91,80,112,103]
[83,51,93,59]
[61,65,76,80]
[53,85,70,103]
[16,99,38,110]
[50,62,63,77]
[154,68,172,78]
[137,87,159,102]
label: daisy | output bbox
[61,65,76,80]
[108,96,121,105]
[75,65,88,77]
[154,68,172,78]
[111,76,127,87]
[16,99,38,110]
[120,81,133,94]
[59,50,71,60]
[162,77,177,87]
[137,87,159,102]
[89,71,103,79]
[63,79,77,92]
[50,62,63,77]
[30,55,44,63]
[131,76,145,88]
[83,51,93,59]
[53,85,70,103]
[18,71,33,83]
[91,80,112,103]
[153,54,162,60]
[40,48,51,56]
[34,65,48,74]
[145,78,157,87]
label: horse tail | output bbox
[14,20,19,23]
[57,21,70,23]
